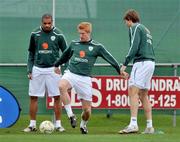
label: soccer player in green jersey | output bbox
[24,14,68,132]
[119,9,155,134]
[54,22,127,134]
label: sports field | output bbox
[0,113,179,142]
[0,1,180,142]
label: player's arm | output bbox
[27,34,35,77]
[54,45,73,67]
[98,45,120,74]
[123,27,140,67]
[57,34,69,73]
[58,34,68,52]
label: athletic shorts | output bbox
[62,70,92,101]
[129,61,155,90]
[29,66,61,97]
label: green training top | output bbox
[55,39,120,76]
[123,23,155,66]
[27,26,67,73]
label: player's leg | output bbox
[139,89,154,134]
[24,67,46,132]
[46,69,65,132]
[29,96,38,122]
[118,85,139,134]
[52,95,65,132]
[139,89,152,121]
[80,99,91,134]
[139,61,155,134]
[119,63,141,134]
[59,79,72,106]
[123,61,154,134]
[59,74,77,128]
[73,75,92,134]
[53,96,61,120]
[128,86,140,127]
[23,96,38,132]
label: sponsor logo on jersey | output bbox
[42,42,48,49]
[79,50,86,58]
[88,46,93,51]
[74,57,88,63]
[51,36,56,41]
[39,50,52,54]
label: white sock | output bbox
[129,117,138,127]
[146,120,153,128]
[64,104,73,118]
[55,120,62,128]
[80,119,88,128]
[29,120,36,127]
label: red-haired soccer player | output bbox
[54,22,128,134]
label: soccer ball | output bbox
[39,120,55,134]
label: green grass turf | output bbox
[0,113,180,142]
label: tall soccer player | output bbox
[54,22,128,134]
[24,13,72,132]
[118,9,155,134]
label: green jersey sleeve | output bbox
[27,34,35,74]
[98,45,120,74]
[58,34,68,52]
[123,25,140,66]
[54,45,73,67]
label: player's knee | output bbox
[144,105,152,113]
[83,108,91,115]
[30,96,38,102]
[53,96,60,102]
[59,82,67,93]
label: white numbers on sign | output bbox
[149,94,177,107]
[106,94,130,107]
[106,94,177,108]
[158,94,176,107]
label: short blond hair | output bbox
[77,22,92,33]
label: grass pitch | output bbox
[0,113,179,142]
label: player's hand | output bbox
[120,71,129,79]
[54,67,61,75]
[28,73,32,80]
[120,65,127,74]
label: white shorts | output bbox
[129,61,155,90]
[29,66,61,97]
[62,70,92,101]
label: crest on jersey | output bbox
[51,36,56,41]
[88,46,93,51]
